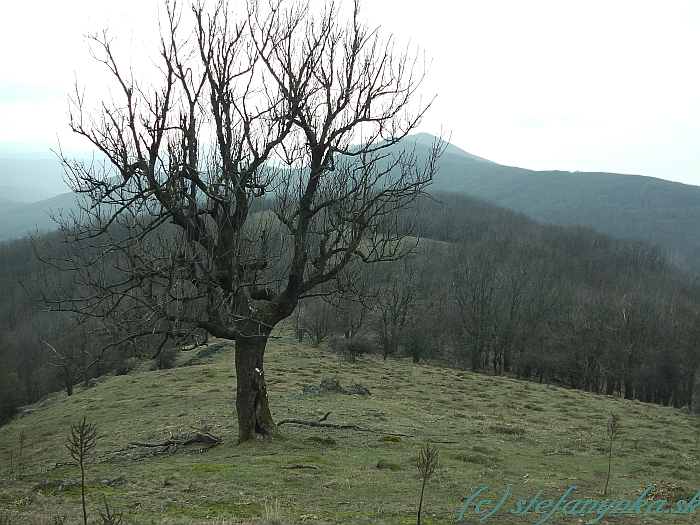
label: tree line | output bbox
[1,190,699,425]
[297,192,700,409]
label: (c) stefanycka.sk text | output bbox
[458,485,700,524]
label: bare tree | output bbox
[455,249,499,372]
[299,297,340,348]
[37,0,441,442]
[416,442,439,525]
[373,258,418,360]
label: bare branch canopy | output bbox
[36,0,443,442]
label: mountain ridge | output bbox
[399,137,700,273]
[3,135,700,274]
[0,192,77,242]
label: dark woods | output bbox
[421,193,697,408]
[1,190,699,424]
[0,234,138,425]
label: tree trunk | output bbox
[412,345,420,363]
[64,368,74,397]
[503,345,511,373]
[692,362,700,413]
[235,333,277,442]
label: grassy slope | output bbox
[1,327,699,525]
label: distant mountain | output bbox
[0,141,97,203]
[0,196,25,212]
[0,157,70,198]
[399,135,700,273]
[0,192,77,242]
[408,132,495,164]
[4,135,700,275]
[0,146,92,241]
[0,184,58,203]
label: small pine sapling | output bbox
[604,411,621,496]
[65,416,99,525]
[416,442,439,525]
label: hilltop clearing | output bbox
[1,332,699,524]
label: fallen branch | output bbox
[282,464,320,470]
[276,412,413,437]
[131,432,221,448]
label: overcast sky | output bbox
[2,0,700,185]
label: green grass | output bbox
[1,324,699,524]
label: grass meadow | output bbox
[1,325,699,524]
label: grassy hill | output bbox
[1,329,699,524]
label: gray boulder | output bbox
[345,383,371,396]
[19,409,37,419]
[320,377,343,392]
[303,385,321,395]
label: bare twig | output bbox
[604,411,621,496]
[18,430,26,479]
[98,494,123,525]
[417,442,439,525]
[276,412,413,437]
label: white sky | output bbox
[2,0,700,185]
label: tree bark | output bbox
[235,333,277,442]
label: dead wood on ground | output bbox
[276,412,413,437]
[130,432,222,448]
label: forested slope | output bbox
[406,135,700,273]
[4,135,700,273]
[2,191,699,426]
